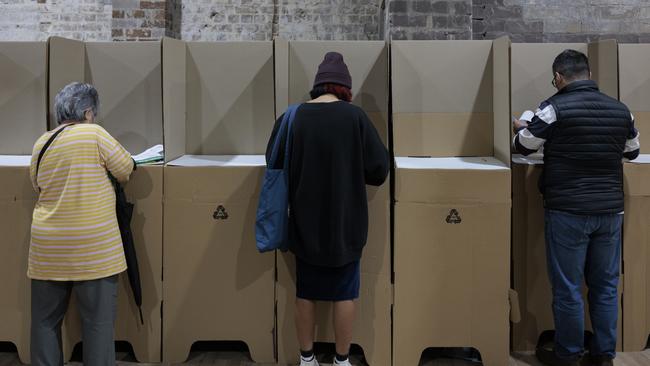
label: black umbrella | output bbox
[109,174,144,325]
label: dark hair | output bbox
[309,83,352,102]
[552,49,590,81]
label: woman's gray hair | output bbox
[54,82,100,124]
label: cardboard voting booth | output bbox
[510,41,623,352]
[391,38,512,366]
[619,44,650,351]
[0,41,48,363]
[273,40,391,366]
[48,37,164,362]
[161,38,276,363]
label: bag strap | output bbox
[36,124,70,189]
[269,104,299,167]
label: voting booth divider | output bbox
[2,35,646,365]
[0,41,48,363]
[619,44,650,352]
[510,40,624,353]
[161,38,276,363]
[391,38,513,366]
[273,40,391,366]
[47,37,165,363]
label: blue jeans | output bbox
[545,209,622,360]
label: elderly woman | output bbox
[29,82,134,366]
[267,53,389,366]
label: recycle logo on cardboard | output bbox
[213,205,229,220]
[446,209,462,224]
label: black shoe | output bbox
[588,354,614,366]
[536,347,581,366]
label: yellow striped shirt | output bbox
[29,123,134,281]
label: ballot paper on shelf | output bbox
[133,144,164,165]
[0,155,32,167]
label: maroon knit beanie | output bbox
[313,52,352,89]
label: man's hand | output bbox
[513,119,528,134]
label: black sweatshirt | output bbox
[266,101,389,267]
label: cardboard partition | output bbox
[0,42,48,155]
[510,41,623,352]
[273,40,391,366]
[59,166,163,362]
[162,156,274,363]
[511,41,618,138]
[393,157,511,366]
[48,37,163,154]
[163,38,276,161]
[0,158,37,363]
[391,38,511,162]
[622,157,650,351]
[161,39,276,363]
[0,41,47,363]
[511,158,624,352]
[49,37,163,362]
[620,44,650,154]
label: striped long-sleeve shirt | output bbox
[28,123,134,281]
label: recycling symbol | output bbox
[213,205,229,220]
[445,209,462,224]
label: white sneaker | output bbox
[300,355,319,366]
[333,357,352,366]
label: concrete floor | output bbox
[2,350,650,366]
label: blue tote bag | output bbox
[255,104,300,253]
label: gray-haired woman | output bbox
[29,82,134,365]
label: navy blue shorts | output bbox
[295,257,360,301]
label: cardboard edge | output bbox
[47,36,85,131]
[162,37,187,163]
[493,36,512,167]
[588,39,619,100]
[274,38,289,119]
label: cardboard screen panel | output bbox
[492,37,512,166]
[48,37,85,129]
[276,186,391,366]
[619,45,650,154]
[391,41,494,157]
[162,163,275,363]
[185,42,275,156]
[162,37,187,163]
[511,161,623,352]
[511,43,588,119]
[589,40,619,100]
[274,41,391,365]
[0,164,37,363]
[283,41,389,144]
[393,158,511,366]
[623,160,650,351]
[60,166,164,362]
[0,42,48,155]
[84,42,163,155]
[49,39,163,156]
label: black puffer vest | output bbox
[542,80,632,215]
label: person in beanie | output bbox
[266,52,389,366]
[513,50,640,366]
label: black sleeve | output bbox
[623,115,640,161]
[360,111,389,186]
[266,114,285,168]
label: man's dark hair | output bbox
[552,49,590,81]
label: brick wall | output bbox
[2,0,650,42]
[178,0,276,41]
[112,0,166,41]
[0,0,112,41]
[389,0,472,40]
[473,0,650,43]
[277,0,383,41]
